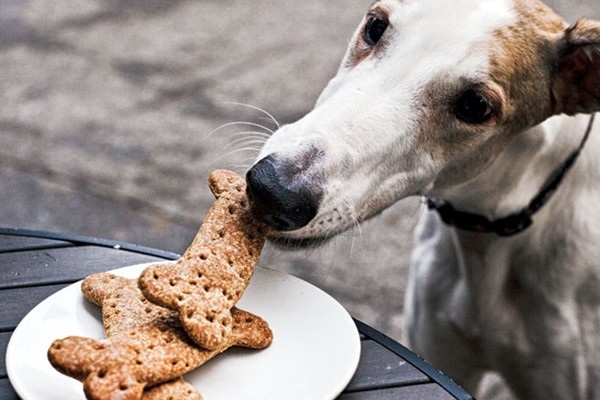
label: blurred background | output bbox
[1,0,597,354]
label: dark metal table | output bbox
[0,227,473,399]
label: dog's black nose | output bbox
[246,156,318,231]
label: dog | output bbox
[245,0,600,398]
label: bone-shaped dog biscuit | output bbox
[138,170,269,350]
[142,378,201,400]
[48,273,272,400]
[85,274,203,400]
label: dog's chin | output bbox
[261,210,359,250]
[266,233,335,250]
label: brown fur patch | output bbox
[487,0,566,130]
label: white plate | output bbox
[7,263,360,400]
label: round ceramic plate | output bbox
[7,263,360,400]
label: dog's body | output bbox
[245,0,600,398]
[405,114,600,399]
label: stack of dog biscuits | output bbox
[48,170,272,400]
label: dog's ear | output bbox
[552,19,600,115]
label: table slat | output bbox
[346,339,429,391]
[338,382,456,399]
[1,246,164,289]
[0,332,10,378]
[0,234,72,253]
[0,378,18,400]
[0,284,70,331]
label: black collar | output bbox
[426,115,595,236]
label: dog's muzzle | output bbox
[246,155,321,232]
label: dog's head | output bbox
[246,0,600,247]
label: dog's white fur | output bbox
[252,0,600,398]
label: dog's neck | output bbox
[427,114,597,235]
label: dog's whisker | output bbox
[349,217,363,256]
[230,156,263,169]
[206,121,275,139]
[224,137,268,151]
[221,101,281,129]
[213,153,262,172]
[228,130,272,140]
[335,199,363,255]
[235,134,270,144]
[221,146,263,160]
[208,144,263,169]
[230,163,255,170]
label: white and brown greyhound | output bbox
[245,0,600,398]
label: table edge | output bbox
[0,227,180,260]
[354,319,474,400]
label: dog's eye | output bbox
[454,90,493,124]
[364,15,389,46]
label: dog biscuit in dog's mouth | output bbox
[138,169,270,350]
